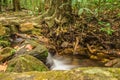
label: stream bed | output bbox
[10,35,105,71]
[46,53,104,70]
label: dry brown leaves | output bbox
[0,62,7,72]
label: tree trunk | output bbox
[0,0,2,11]
[3,0,7,6]
[0,0,6,11]
[3,0,7,11]
[13,0,21,11]
[44,0,50,10]
[41,0,73,27]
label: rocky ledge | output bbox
[0,67,120,80]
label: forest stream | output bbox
[0,0,120,79]
[12,37,104,70]
[11,37,104,70]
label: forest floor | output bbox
[0,9,120,67]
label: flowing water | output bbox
[46,53,104,70]
[12,37,104,70]
[46,53,77,70]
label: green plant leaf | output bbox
[106,23,110,27]
[78,8,84,15]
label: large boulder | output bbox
[0,67,120,80]
[6,54,48,72]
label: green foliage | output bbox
[71,0,120,16]
[72,0,100,16]
[0,35,10,47]
[1,0,120,16]
[10,49,16,55]
[118,13,120,17]
[72,0,90,15]
[0,0,45,15]
[98,21,115,35]
[0,40,10,47]
[20,0,45,15]
[100,27,114,35]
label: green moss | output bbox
[0,35,10,47]
[0,40,10,47]
[31,28,41,35]
[2,68,120,80]
[106,68,120,79]
[6,54,48,72]
[0,47,14,62]
[0,25,6,36]
[19,39,48,61]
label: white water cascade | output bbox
[46,53,77,70]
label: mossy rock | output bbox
[6,54,49,72]
[1,67,120,80]
[19,39,48,62]
[0,24,11,47]
[27,44,48,62]
[0,24,6,36]
[0,40,10,47]
[0,23,10,36]
[0,47,14,62]
[9,25,18,34]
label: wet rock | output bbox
[19,22,34,32]
[6,54,48,72]
[1,67,120,80]
[27,44,48,62]
[15,39,48,62]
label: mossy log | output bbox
[0,67,120,80]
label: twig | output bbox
[73,37,79,54]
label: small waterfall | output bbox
[46,53,104,70]
[46,53,77,70]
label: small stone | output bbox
[20,22,34,32]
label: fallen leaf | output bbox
[0,55,3,61]
[0,62,8,72]
[25,44,33,51]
